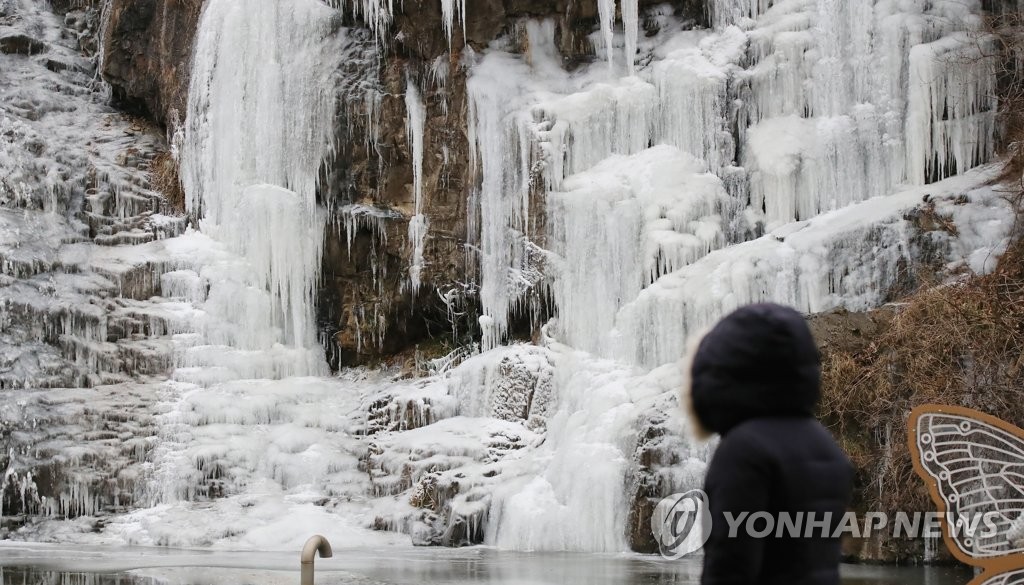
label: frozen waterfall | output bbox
[459,0,1007,550]
[0,0,1014,558]
[178,0,343,379]
[406,75,428,293]
[466,0,1000,362]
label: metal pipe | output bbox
[300,535,333,585]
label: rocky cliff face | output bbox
[101,0,202,125]
[100,0,704,367]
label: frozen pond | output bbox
[0,544,972,585]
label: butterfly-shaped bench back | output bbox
[909,404,1024,585]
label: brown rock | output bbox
[0,34,47,55]
[100,0,202,124]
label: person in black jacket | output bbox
[683,303,854,585]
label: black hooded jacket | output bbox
[688,304,854,585]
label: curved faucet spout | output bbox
[300,535,333,585]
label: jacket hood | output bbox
[687,303,821,436]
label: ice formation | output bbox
[597,0,617,71]
[0,0,1016,558]
[450,0,1007,550]
[614,168,1011,368]
[484,351,701,551]
[593,0,642,74]
[440,0,466,47]
[466,51,536,350]
[333,0,466,47]
[546,146,732,355]
[178,0,342,378]
[335,0,395,41]
[406,76,428,292]
[0,0,186,391]
[466,0,1000,360]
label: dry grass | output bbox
[817,16,1024,554]
[819,235,1024,560]
[150,151,185,214]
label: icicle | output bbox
[906,33,996,184]
[234,184,326,348]
[710,0,770,28]
[597,0,616,72]
[405,74,428,292]
[622,0,639,76]
[546,146,730,354]
[96,0,114,76]
[811,0,848,117]
[179,0,340,377]
[466,52,536,350]
[440,0,466,47]
[651,41,732,171]
[468,82,512,349]
[535,78,658,185]
[336,204,393,256]
[338,0,396,41]
[335,0,468,47]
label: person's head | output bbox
[681,303,821,438]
